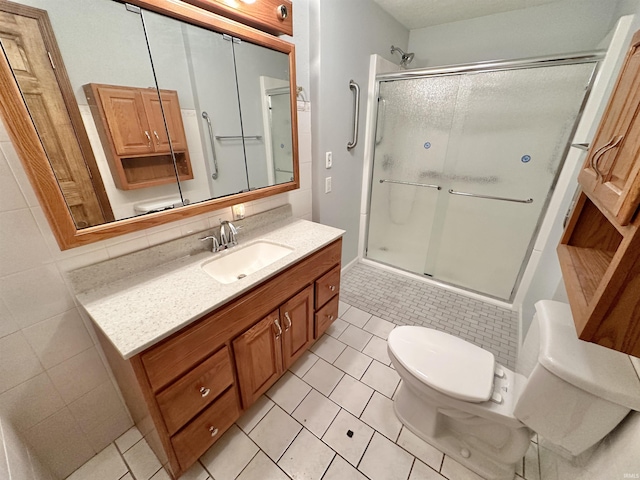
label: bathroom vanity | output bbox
[72,213,343,478]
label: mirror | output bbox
[0,0,298,248]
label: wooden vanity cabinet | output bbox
[559,30,640,357]
[101,238,342,478]
[84,83,192,190]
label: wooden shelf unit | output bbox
[84,83,193,190]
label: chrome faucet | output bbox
[219,220,238,247]
[200,220,239,253]
[199,235,220,253]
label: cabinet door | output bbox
[141,90,188,153]
[578,31,640,225]
[233,311,283,408]
[96,86,153,156]
[280,286,314,370]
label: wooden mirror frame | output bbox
[0,0,298,250]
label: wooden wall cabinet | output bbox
[559,30,640,357]
[100,239,341,478]
[184,0,293,36]
[84,83,193,190]
[577,31,640,226]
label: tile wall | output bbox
[0,102,313,479]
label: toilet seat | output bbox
[388,326,495,402]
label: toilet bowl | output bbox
[387,300,640,480]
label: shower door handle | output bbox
[347,80,360,150]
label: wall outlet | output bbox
[325,176,332,193]
[325,151,332,169]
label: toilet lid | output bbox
[388,326,495,403]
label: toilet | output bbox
[387,300,640,480]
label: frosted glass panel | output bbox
[366,61,596,300]
[366,76,460,273]
[426,63,595,298]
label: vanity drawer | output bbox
[315,264,340,308]
[156,347,234,435]
[315,294,339,338]
[171,386,239,471]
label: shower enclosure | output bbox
[365,55,600,301]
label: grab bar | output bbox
[347,80,360,150]
[375,97,386,145]
[380,179,441,190]
[448,189,533,204]
[201,111,219,180]
[215,135,263,140]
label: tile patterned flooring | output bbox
[66,263,537,480]
[341,263,518,370]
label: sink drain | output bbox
[237,273,246,279]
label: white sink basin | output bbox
[201,240,294,284]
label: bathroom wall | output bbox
[408,0,625,67]
[308,0,409,266]
[0,96,312,477]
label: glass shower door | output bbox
[424,63,596,299]
[366,76,460,273]
[366,61,597,300]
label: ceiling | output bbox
[370,0,565,30]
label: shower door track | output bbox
[376,51,604,81]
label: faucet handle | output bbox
[200,235,220,252]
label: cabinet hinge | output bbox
[222,34,241,44]
[47,51,55,70]
[125,3,141,14]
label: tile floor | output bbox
[341,263,518,369]
[65,264,538,480]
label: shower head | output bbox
[390,45,414,67]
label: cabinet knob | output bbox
[208,426,219,437]
[328,314,334,321]
[329,285,336,292]
[276,4,288,20]
[199,386,210,397]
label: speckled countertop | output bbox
[74,213,344,359]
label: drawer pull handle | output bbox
[144,130,152,147]
[284,312,292,331]
[153,130,161,145]
[329,285,336,292]
[274,318,282,339]
[208,426,219,437]
[199,386,210,397]
[328,314,334,321]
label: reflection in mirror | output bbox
[0,0,184,228]
[234,40,292,190]
[142,9,249,205]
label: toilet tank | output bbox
[514,300,640,455]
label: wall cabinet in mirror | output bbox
[0,0,298,250]
[84,83,193,190]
